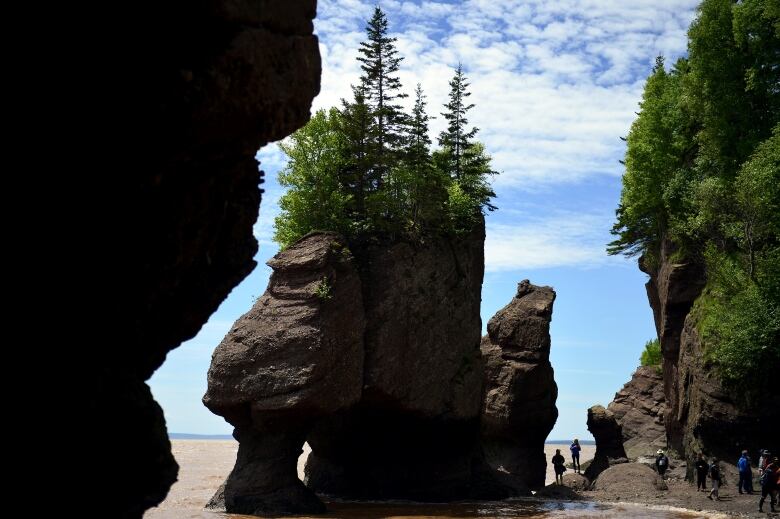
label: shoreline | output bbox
[146,440,764,518]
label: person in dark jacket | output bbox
[695,453,708,491]
[738,450,754,494]
[552,449,566,485]
[759,457,778,513]
[570,439,581,473]
[708,458,722,501]
[655,449,669,478]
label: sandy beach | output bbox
[144,440,729,519]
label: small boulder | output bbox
[535,483,583,500]
[592,463,668,494]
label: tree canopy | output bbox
[609,0,779,401]
[274,8,498,248]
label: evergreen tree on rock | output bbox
[439,63,478,181]
[357,6,408,191]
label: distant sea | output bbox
[547,439,595,445]
[169,433,233,440]
[169,433,594,445]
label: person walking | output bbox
[656,449,669,478]
[552,449,566,485]
[570,439,581,473]
[759,456,778,513]
[738,450,753,494]
[708,457,722,501]
[695,453,709,491]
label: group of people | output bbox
[690,449,779,512]
[552,440,779,513]
[551,439,582,484]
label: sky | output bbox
[150,0,702,441]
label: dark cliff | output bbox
[206,222,522,514]
[81,2,321,517]
[480,280,558,490]
[640,239,779,468]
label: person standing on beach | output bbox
[758,456,778,513]
[738,450,753,494]
[552,449,566,485]
[758,449,768,475]
[570,439,581,473]
[655,449,669,478]
[760,450,772,475]
[695,453,709,491]
[708,457,722,501]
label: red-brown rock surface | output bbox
[480,280,558,490]
[583,405,628,482]
[207,223,519,511]
[608,366,666,459]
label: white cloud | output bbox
[311,0,700,189]
[484,211,629,272]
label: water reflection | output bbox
[240,499,714,519]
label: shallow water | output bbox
[284,500,711,518]
[168,500,715,519]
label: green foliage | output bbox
[439,63,478,181]
[609,0,779,399]
[640,338,662,368]
[274,109,352,249]
[315,277,333,301]
[273,8,497,248]
[696,247,780,404]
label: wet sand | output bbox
[144,440,723,519]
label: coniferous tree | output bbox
[357,6,408,191]
[403,84,447,228]
[439,63,478,180]
[338,83,372,222]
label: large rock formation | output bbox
[607,366,666,459]
[583,405,628,482]
[79,2,321,517]
[204,233,363,514]
[480,280,558,490]
[303,226,500,501]
[207,222,519,512]
[640,239,780,468]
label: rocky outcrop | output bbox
[639,239,705,459]
[480,280,558,490]
[207,222,519,512]
[607,366,666,459]
[204,233,363,514]
[303,225,506,502]
[81,2,321,517]
[640,239,779,470]
[584,405,628,482]
[591,464,667,493]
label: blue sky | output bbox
[150,0,701,440]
